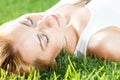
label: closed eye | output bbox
[27,17,33,24]
[19,17,33,27]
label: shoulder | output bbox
[87,26,120,61]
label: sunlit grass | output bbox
[0,53,120,80]
[0,0,120,80]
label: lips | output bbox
[51,14,60,26]
[37,32,49,50]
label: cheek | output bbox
[19,37,41,63]
[41,29,66,59]
[50,28,65,46]
[45,43,61,60]
[47,31,64,52]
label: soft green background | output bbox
[0,0,58,24]
[1,0,120,80]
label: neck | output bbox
[64,25,79,54]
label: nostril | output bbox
[36,14,58,29]
[45,20,53,28]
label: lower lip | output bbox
[51,14,60,26]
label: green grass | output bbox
[0,0,58,24]
[1,0,120,80]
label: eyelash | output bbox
[27,17,33,25]
[20,17,33,27]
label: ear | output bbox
[45,59,57,68]
[52,59,57,67]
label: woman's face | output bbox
[0,13,67,65]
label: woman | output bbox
[0,0,120,75]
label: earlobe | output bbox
[52,59,57,67]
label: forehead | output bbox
[0,21,30,39]
[3,24,41,64]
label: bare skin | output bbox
[45,0,120,62]
[0,4,90,66]
[87,26,120,61]
[1,0,120,68]
[54,4,90,53]
[56,2,120,61]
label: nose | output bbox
[36,15,57,30]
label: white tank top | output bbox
[74,0,120,57]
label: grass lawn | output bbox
[0,0,120,80]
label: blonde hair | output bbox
[0,36,31,75]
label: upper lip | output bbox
[51,14,60,26]
[37,32,49,50]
